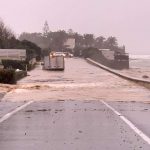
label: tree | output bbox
[83,34,94,47]
[73,33,83,47]
[68,29,74,36]
[50,30,68,51]
[19,32,46,48]
[95,36,105,49]
[104,36,118,50]
[43,21,49,37]
[0,19,15,48]
[21,40,41,60]
[18,28,123,57]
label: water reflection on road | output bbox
[3,58,150,102]
[19,58,114,84]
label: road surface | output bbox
[0,58,150,150]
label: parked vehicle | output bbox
[42,53,65,71]
[53,52,65,57]
[63,52,73,58]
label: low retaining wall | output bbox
[84,48,129,69]
[86,58,150,89]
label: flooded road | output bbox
[3,58,150,102]
[1,58,150,149]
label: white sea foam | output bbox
[130,55,150,60]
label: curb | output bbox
[86,58,150,88]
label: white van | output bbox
[43,54,65,71]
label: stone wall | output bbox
[87,48,129,70]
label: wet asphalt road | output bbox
[0,58,150,149]
[0,100,150,150]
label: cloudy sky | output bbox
[0,0,150,54]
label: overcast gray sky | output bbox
[0,0,150,54]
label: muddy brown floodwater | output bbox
[2,58,150,102]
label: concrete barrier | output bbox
[86,58,150,89]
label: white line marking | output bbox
[0,101,33,123]
[101,100,150,145]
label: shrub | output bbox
[2,59,37,71]
[0,69,16,84]
[27,63,36,71]
[15,71,27,81]
[2,60,27,71]
[0,69,27,84]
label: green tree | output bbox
[104,36,118,50]
[68,29,74,36]
[83,34,94,47]
[50,30,68,51]
[0,19,14,48]
[21,40,41,60]
[95,36,105,49]
[73,33,84,47]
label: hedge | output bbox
[15,71,27,81]
[27,63,36,71]
[1,59,36,71]
[2,60,27,71]
[0,69,27,84]
[0,69,16,84]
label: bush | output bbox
[0,69,27,84]
[15,71,27,81]
[27,63,36,71]
[0,69,16,84]
[82,47,98,58]
[1,59,37,71]
[2,60,27,71]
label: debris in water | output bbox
[142,75,149,79]
[37,109,51,112]
[57,100,65,102]
[25,110,34,113]
[78,130,83,133]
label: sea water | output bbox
[130,55,150,69]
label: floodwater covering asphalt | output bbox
[2,58,150,102]
[0,58,150,149]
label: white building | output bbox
[64,38,75,50]
[0,49,26,61]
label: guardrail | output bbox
[86,58,150,89]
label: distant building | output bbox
[99,49,115,60]
[64,38,75,50]
[0,49,26,61]
[114,48,125,54]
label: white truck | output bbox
[43,53,65,71]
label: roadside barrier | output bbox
[86,58,150,89]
